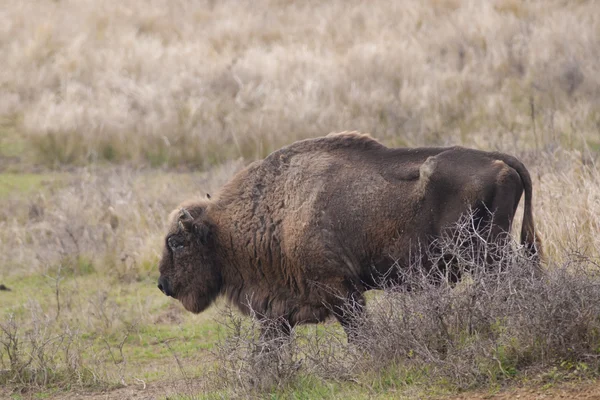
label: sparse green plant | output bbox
[0,310,97,389]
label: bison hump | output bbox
[278,131,384,157]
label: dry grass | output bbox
[0,160,242,278]
[1,0,599,167]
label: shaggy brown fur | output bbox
[157,132,541,338]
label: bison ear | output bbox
[178,209,195,232]
[195,221,212,245]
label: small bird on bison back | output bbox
[156,131,542,341]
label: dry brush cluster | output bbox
[210,219,600,397]
[0,290,140,389]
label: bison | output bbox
[157,132,541,339]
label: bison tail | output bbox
[498,154,543,263]
[521,175,543,263]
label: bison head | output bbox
[157,202,222,314]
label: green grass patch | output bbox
[0,274,57,313]
[266,375,345,400]
[0,271,225,394]
[0,132,27,160]
[0,173,51,198]
[29,131,86,167]
[121,318,224,363]
[0,114,28,163]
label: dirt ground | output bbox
[3,379,600,400]
[1,378,205,400]
[449,381,600,400]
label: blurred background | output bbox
[1,0,599,397]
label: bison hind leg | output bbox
[438,207,513,280]
[432,253,463,286]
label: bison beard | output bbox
[157,132,542,341]
[180,290,211,314]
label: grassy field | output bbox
[1,0,600,398]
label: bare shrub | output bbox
[350,217,600,389]
[0,292,147,392]
[211,214,600,395]
[0,307,96,388]
[211,304,303,394]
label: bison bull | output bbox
[157,132,541,339]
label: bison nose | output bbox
[157,276,173,297]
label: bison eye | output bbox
[168,235,185,252]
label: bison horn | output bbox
[178,209,194,232]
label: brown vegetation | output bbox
[1,0,599,168]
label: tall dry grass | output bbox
[1,0,599,167]
[0,160,242,278]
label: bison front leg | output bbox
[259,317,292,341]
[256,316,293,354]
[332,291,366,344]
